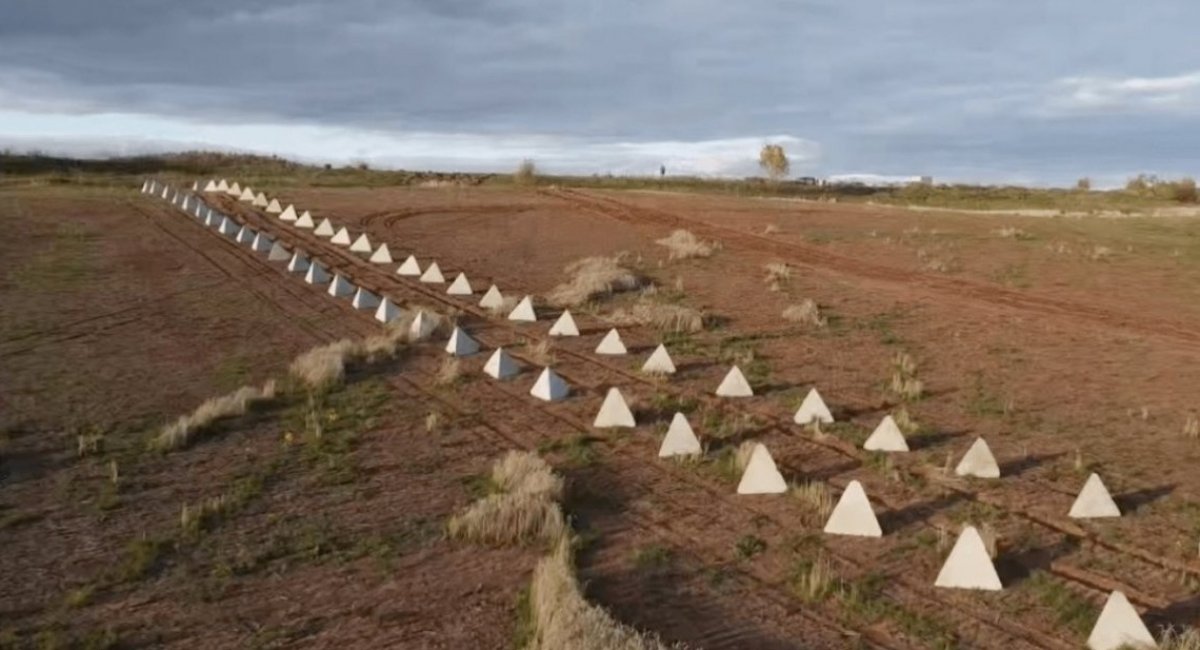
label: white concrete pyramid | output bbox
[736,444,787,494]
[330,227,352,246]
[530,368,569,402]
[955,438,1001,479]
[239,187,255,202]
[253,192,269,207]
[298,210,313,224]
[314,218,335,237]
[193,203,204,218]
[508,296,537,322]
[287,251,310,273]
[251,232,274,253]
[268,242,291,262]
[351,287,380,310]
[864,415,909,452]
[595,328,627,355]
[593,388,636,428]
[447,273,472,295]
[141,180,150,193]
[793,388,834,425]
[823,480,882,537]
[328,273,354,297]
[716,366,754,397]
[350,233,373,253]
[369,243,393,264]
[218,217,238,238]
[227,181,241,196]
[216,179,229,192]
[479,285,504,309]
[204,179,218,192]
[549,310,580,336]
[294,211,315,228]
[235,226,255,245]
[1069,473,1121,519]
[278,205,298,221]
[181,195,191,210]
[1087,591,1156,650]
[266,198,282,213]
[420,262,445,283]
[191,181,199,191]
[642,344,676,375]
[409,311,436,340]
[204,210,220,228]
[445,326,481,357]
[396,255,421,276]
[304,262,330,285]
[161,186,170,199]
[934,526,1002,591]
[484,348,520,380]
[658,413,701,457]
[374,297,401,323]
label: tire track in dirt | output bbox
[545,188,1200,351]
[356,204,542,232]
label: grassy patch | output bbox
[115,537,166,583]
[1026,571,1097,636]
[512,586,537,649]
[838,572,958,649]
[6,221,97,292]
[631,544,673,571]
[537,434,598,468]
[734,534,767,560]
[965,372,1011,418]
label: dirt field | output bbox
[2,179,1199,649]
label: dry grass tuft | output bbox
[435,358,462,387]
[488,295,521,316]
[289,340,354,390]
[525,338,556,365]
[994,226,1031,240]
[528,536,673,650]
[153,380,277,451]
[611,301,706,333]
[1089,245,1113,261]
[888,352,923,402]
[448,451,566,547]
[655,229,717,261]
[791,481,833,525]
[547,256,643,307]
[893,406,918,433]
[734,440,758,473]
[978,522,998,558]
[1184,412,1199,439]
[793,555,835,603]
[763,224,782,235]
[782,299,826,327]
[764,262,792,285]
[425,411,442,433]
[1160,626,1200,650]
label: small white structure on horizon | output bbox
[736,444,787,495]
[530,367,569,402]
[484,347,520,380]
[658,413,701,458]
[549,310,580,337]
[595,329,627,355]
[934,526,1002,591]
[823,480,882,537]
[593,387,636,428]
[716,366,754,397]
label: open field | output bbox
[2,173,1200,648]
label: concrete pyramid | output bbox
[716,366,754,397]
[350,233,373,253]
[549,310,580,336]
[330,227,352,246]
[955,437,1001,479]
[595,328,627,355]
[181,195,191,211]
[864,416,909,452]
[374,297,401,323]
[658,413,701,457]
[294,211,315,228]
[253,192,269,207]
[420,262,445,283]
[239,187,255,202]
[793,388,834,425]
[314,218,335,237]
[287,251,310,273]
[216,179,229,192]
[396,255,421,276]
[409,310,436,340]
[508,296,537,322]
[141,180,149,193]
[218,217,238,238]
[204,179,218,192]
[227,181,242,196]
[191,181,199,191]
[251,232,274,253]
[304,262,330,285]
[278,205,298,221]
[479,285,504,309]
[328,273,354,297]
[161,186,170,199]
[642,344,676,375]
[445,326,481,357]
[736,444,787,494]
[447,273,472,295]
[194,202,204,218]
[1087,591,1156,650]
[369,243,393,264]
[484,347,520,380]
[203,210,219,227]
[934,526,1002,591]
[823,480,882,537]
[351,287,380,310]
[266,198,282,213]
[235,226,255,245]
[530,368,569,402]
[298,210,313,224]
[1069,473,1121,519]
[593,388,636,428]
[268,242,291,262]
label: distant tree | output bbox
[1171,177,1198,203]
[758,144,789,181]
[1076,177,1091,191]
[1125,173,1157,195]
[514,158,537,186]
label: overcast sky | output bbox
[2,0,1199,186]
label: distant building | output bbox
[918,175,934,185]
[796,176,818,185]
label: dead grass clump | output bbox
[888,351,923,402]
[611,302,705,333]
[1160,626,1200,650]
[792,554,835,603]
[153,380,277,451]
[734,440,758,473]
[1089,245,1114,261]
[994,226,1031,240]
[1184,412,1199,439]
[289,340,353,390]
[435,358,462,387]
[791,481,833,525]
[526,338,556,365]
[763,224,782,235]
[764,262,792,285]
[448,451,566,547]
[547,256,643,307]
[782,299,826,327]
[978,522,998,558]
[488,295,521,316]
[528,536,673,650]
[655,229,716,261]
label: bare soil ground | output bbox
[3,180,1200,649]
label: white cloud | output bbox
[1042,70,1200,115]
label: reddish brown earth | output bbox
[3,181,1200,649]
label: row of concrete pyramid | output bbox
[147,179,1161,650]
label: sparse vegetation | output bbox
[610,301,706,333]
[515,159,538,186]
[758,144,790,181]
[735,533,767,560]
[791,481,833,525]
[1184,412,1199,439]
[435,358,462,387]
[152,380,277,451]
[525,338,556,365]
[447,451,566,547]
[782,299,826,327]
[790,554,835,602]
[655,229,716,261]
[887,351,924,402]
[763,262,792,288]
[547,255,643,306]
